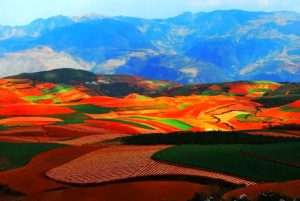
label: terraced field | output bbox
[1,77,298,134]
[46,145,256,186]
[0,73,299,200]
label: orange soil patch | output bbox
[56,134,129,146]
[0,126,46,136]
[55,89,90,102]
[257,108,300,120]
[36,83,57,90]
[0,117,62,126]
[223,180,300,200]
[0,89,28,104]
[24,181,212,201]
[0,104,75,116]
[85,120,147,134]
[42,125,114,138]
[16,88,43,96]
[0,145,105,195]
[287,100,300,107]
[47,146,256,186]
[229,118,266,130]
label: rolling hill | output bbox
[1,10,300,83]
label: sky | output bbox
[1,0,300,26]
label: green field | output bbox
[53,112,91,125]
[153,143,300,182]
[254,95,300,107]
[23,94,54,102]
[127,116,192,131]
[242,143,300,164]
[67,104,113,114]
[100,119,156,130]
[0,142,65,171]
[155,119,192,131]
[280,106,300,112]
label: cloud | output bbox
[259,0,270,6]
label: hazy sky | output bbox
[1,0,300,26]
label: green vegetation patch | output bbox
[129,116,192,131]
[0,142,65,171]
[248,88,270,95]
[48,84,73,93]
[23,94,54,102]
[157,83,173,91]
[201,90,223,96]
[280,106,300,112]
[153,143,300,182]
[254,81,278,85]
[53,112,91,125]
[235,113,249,121]
[235,114,272,123]
[242,142,300,165]
[156,119,192,131]
[178,102,190,110]
[100,119,156,130]
[253,95,300,108]
[0,125,7,131]
[67,104,113,114]
[120,131,300,145]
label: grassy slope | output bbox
[67,104,113,114]
[153,143,300,182]
[242,143,300,164]
[0,142,65,171]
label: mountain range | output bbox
[1,10,300,83]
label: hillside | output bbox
[1,10,300,83]
[8,68,288,98]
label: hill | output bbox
[1,10,300,83]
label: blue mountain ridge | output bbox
[0,10,300,83]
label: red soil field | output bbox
[85,120,148,134]
[223,180,300,200]
[47,146,256,186]
[0,145,105,195]
[56,134,130,146]
[0,104,75,116]
[0,117,62,126]
[0,89,28,104]
[24,181,213,201]
[0,135,63,143]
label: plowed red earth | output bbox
[24,181,212,201]
[47,146,256,186]
[223,180,300,200]
[0,105,74,116]
[0,145,104,195]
